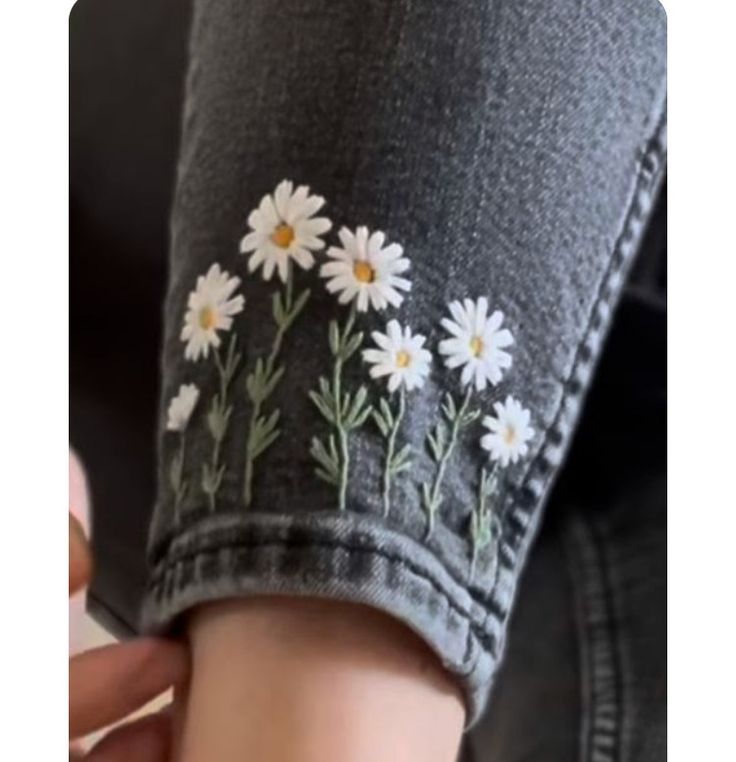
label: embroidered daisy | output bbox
[181,263,245,361]
[166,383,200,432]
[320,226,410,312]
[480,395,535,466]
[239,180,332,283]
[438,297,514,391]
[363,320,432,393]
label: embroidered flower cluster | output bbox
[165,180,535,579]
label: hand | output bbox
[69,513,189,760]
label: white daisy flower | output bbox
[363,320,432,393]
[438,297,514,391]
[166,383,200,432]
[181,263,245,361]
[480,395,535,467]
[320,226,411,312]
[239,180,332,283]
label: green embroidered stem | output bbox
[333,306,355,511]
[169,431,188,524]
[309,303,372,510]
[382,387,406,517]
[202,335,241,511]
[469,464,498,581]
[243,267,310,507]
[422,386,479,538]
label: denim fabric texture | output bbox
[142,0,666,722]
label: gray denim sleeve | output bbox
[142,0,666,722]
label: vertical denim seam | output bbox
[486,100,667,623]
[565,513,623,762]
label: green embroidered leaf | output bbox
[286,288,311,325]
[328,434,339,465]
[261,365,285,402]
[426,421,447,462]
[442,392,457,422]
[372,409,390,438]
[206,403,231,442]
[421,482,434,512]
[391,443,412,473]
[344,386,372,430]
[345,385,368,427]
[341,390,352,419]
[317,376,336,410]
[328,320,341,356]
[483,472,499,497]
[341,331,364,361]
[315,467,339,486]
[258,408,281,439]
[379,397,394,429]
[251,428,280,459]
[462,408,481,427]
[310,436,340,479]
[222,335,241,384]
[350,404,373,430]
[309,390,336,424]
[202,462,225,495]
[272,291,286,327]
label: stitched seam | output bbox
[565,514,623,762]
[149,534,499,654]
[493,105,667,593]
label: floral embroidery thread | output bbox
[363,320,432,517]
[181,263,245,510]
[438,297,514,391]
[480,395,535,466]
[321,226,410,312]
[166,383,200,521]
[240,180,332,283]
[421,297,515,538]
[310,227,409,509]
[308,303,371,510]
[422,389,480,537]
[170,186,539,586]
[240,182,330,507]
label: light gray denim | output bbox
[142,0,666,723]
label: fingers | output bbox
[70,638,189,739]
[83,709,172,762]
[69,513,92,595]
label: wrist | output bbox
[178,597,465,762]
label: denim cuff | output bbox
[144,511,499,719]
[142,0,666,726]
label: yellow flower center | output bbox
[470,336,484,357]
[353,260,375,283]
[199,307,216,330]
[271,223,295,249]
[396,350,411,368]
[503,426,517,445]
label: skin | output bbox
[68,513,189,761]
[70,511,464,760]
[178,598,466,762]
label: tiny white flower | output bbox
[239,180,332,283]
[181,263,245,361]
[438,297,514,391]
[363,320,432,393]
[166,383,200,432]
[480,395,535,466]
[320,226,411,312]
